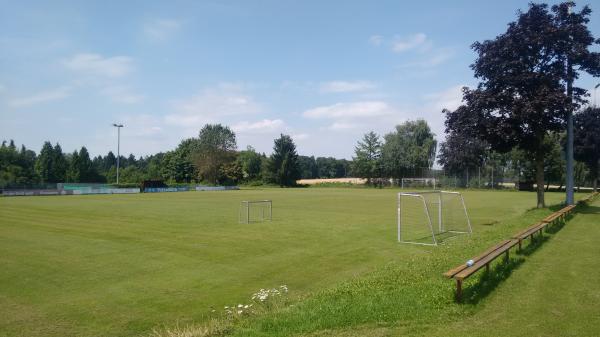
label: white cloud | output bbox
[319,81,376,93]
[100,85,145,104]
[292,133,309,141]
[391,33,430,53]
[399,48,455,69]
[63,53,134,78]
[303,101,392,119]
[143,19,182,41]
[423,84,465,112]
[232,119,285,133]
[8,86,71,107]
[328,122,358,131]
[370,33,452,68]
[165,85,262,129]
[369,35,383,46]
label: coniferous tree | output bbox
[268,134,300,187]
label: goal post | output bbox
[401,178,437,190]
[397,191,471,246]
[239,200,272,224]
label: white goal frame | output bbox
[239,200,272,224]
[401,177,437,190]
[397,191,472,246]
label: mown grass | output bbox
[0,188,580,336]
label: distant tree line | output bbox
[2,124,310,188]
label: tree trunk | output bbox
[535,149,545,208]
[593,161,599,192]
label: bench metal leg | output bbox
[485,263,490,273]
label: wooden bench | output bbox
[541,204,576,225]
[576,192,598,205]
[444,239,518,301]
[445,201,583,303]
[512,222,547,250]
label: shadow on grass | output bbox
[576,205,600,215]
[462,256,525,304]
[516,235,550,256]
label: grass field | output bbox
[0,188,593,337]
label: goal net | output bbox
[239,200,272,224]
[397,191,471,246]
[401,178,437,189]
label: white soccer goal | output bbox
[239,200,272,224]
[401,177,437,190]
[397,191,471,246]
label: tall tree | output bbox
[104,151,116,171]
[439,106,488,178]
[162,138,198,183]
[237,146,263,181]
[352,131,382,184]
[52,143,67,183]
[574,107,600,191]
[191,124,237,185]
[67,149,81,182]
[381,120,437,181]
[462,2,600,207]
[269,134,300,187]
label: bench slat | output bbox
[512,222,545,240]
[455,239,518,280]
[443,239,512,278]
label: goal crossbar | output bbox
[401,178,437,190]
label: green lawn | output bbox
[0,188,585,336]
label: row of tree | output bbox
[352,120,437,184]
[1,125,306,188]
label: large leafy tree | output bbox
[268,134,300,187]
[191,124,237,185]
[460,2,599,208]
[352,131,382,184]
[574,107,600,191]
[381,119,437,180]
[439,106,488,176]
[163,138,198,183]
[297,155,318,179]
[237,146,263,181]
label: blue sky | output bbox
[1,0,599,159]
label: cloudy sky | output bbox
[1,0,599,159]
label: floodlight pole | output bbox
[565,5,575,205]
[112,123,124,185]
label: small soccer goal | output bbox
[397,191,471,246]
[239,200,272,224]
[401,177,437,190]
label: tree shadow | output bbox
[547,203,565,212]
[461,256,525,304]
[576,205,600,215]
